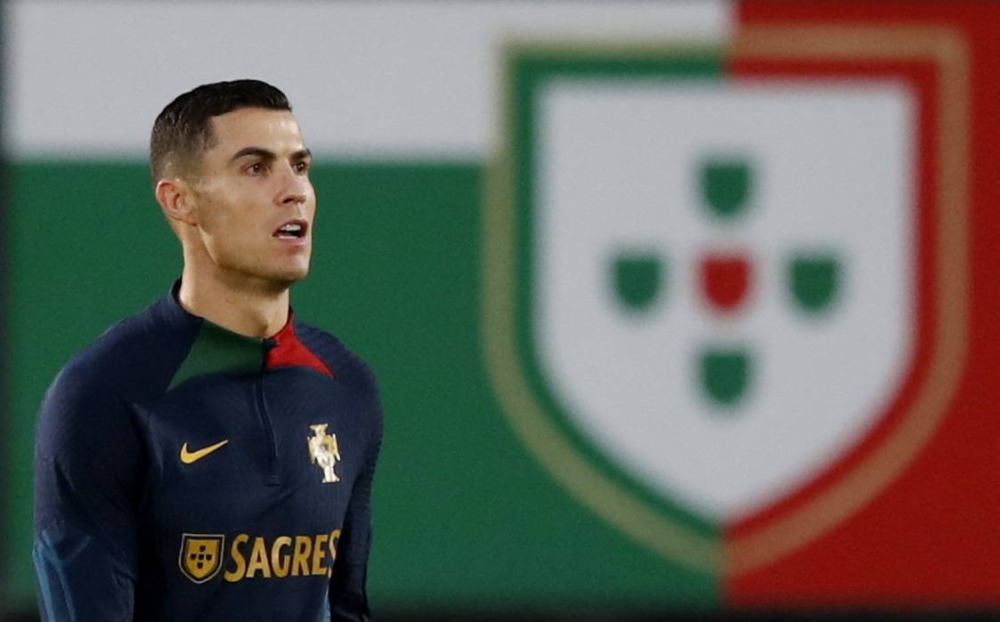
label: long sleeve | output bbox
[328,378,383,622]
[33,364,144,621]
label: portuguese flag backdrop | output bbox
[3,0,1000,614]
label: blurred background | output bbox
[2,1,1000,620]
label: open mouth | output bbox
[273,220,308,239]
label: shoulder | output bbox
[295,322,379,392]
[296,321,383,426]
[39,298,199,433]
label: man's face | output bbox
[188,107,316,289]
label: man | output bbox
[32,80,383,621]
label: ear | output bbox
[155,177,198,226]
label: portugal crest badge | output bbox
[484,27,969,575]
[308,424,341,483]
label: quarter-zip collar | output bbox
[160,281,332,391]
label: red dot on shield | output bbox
[700,253,752,312]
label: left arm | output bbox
[329,382,383,622]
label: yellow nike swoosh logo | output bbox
[180,440,229,464]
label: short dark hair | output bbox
[150,79,291,183]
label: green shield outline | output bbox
[482,29,970,577]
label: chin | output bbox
[277,264,311,284]
[270,269,309,287]
[244,264,309,291]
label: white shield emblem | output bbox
[484,29,968,574]
[538,73,916,521]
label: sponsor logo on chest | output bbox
[179,530,341,584]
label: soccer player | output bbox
[32,80,383,621]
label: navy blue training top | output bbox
[33,284,383,621]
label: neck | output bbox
[177,264,291,338]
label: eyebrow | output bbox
[229,147,312,163]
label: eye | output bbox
[245,161,268,175]
[294,160,311,174]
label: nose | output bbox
[276,164,310,207]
